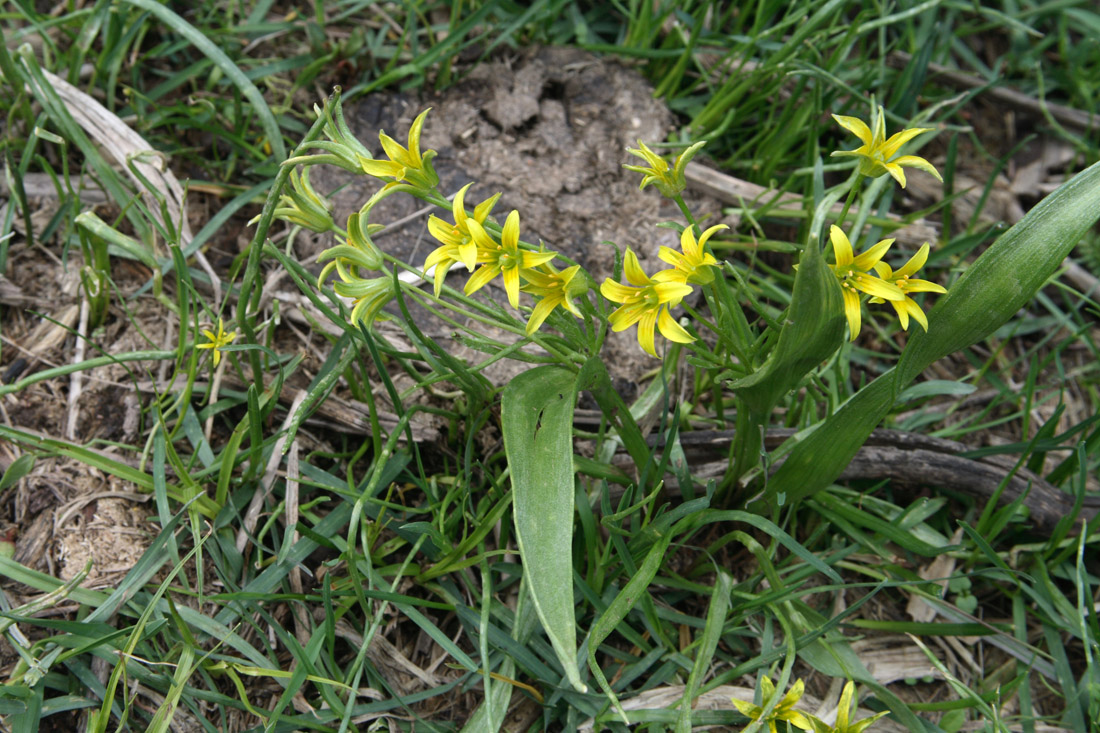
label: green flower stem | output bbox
[238,109,330,384]
[672,193,700,234]
[726,405,765,502]
[833,173,863,230]
[399,282,582,367]
[677,301,721,339]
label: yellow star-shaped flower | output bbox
[731,677,817,733]
[828,226,905,341]
[197,319,236,367]
[599,248,694,357]
[423,183,502,294]
[831,105,942,188]
[358,108,439,191]
[870,242,947,332]
[521,263,587,335]
[463,211,556,309]
[658,223,727,285]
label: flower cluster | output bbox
[732,678,888,733]
[277,101,947,354]
[599,224,726,357]
[828,226,945,341]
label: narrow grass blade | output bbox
[676,571,732,732]
[502,366,585,693]
[117,0,284,160]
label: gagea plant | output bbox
[268,91,1100,721]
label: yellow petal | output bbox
[832,114,873,146]
[526,295,561,335]
[881,126,932,158]
[892,154,943,182]
[653,281,694,305]
[697,223,728,250]
[893,243,930,278]
[465,218,496,250]
[473,191,501,223]
[457,241,478,271]
[464,264,499,296]
[830,226,854,266]
[680,227,700,258]
[519,251,557,269]
[360,158,403,179]
[842,287,862,340]
[658,309,694,344]
[502,265,521,308]
[501,210,521,251]
[623,248,650,287]
[852,274,905,301]
[452,182,472,228]
[600,279,638,304]
[852,238,895,271]
[608,302,646,331]
[637,310,658,357]
[658,246,685,269]
[428,215,460,246]
[378,131,411,167]
[902,278,946,294]
[884,162,908,188]
[407,108,431,167]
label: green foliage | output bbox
[1,1,1099,732]
[502,366,585,693]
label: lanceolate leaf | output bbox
[899,158,1100,384]
[502,366,586,693]
[727,241,845,414]
[755,159,1100,510]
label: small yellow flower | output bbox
[731,677,817,733]
[197,319,236,367]
[829,226,905,341]
[358,108,439,191]
[658,223,727,285]
[822,681,889,733]
[521,263,587,335]
[831,105,942,188]
[623,140,705,198]
[870,243,947,332]
[599,248,695,358]
[463,211,556,309]
[423,183,503,294]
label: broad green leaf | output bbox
[755,158,1100,510]
[727,241,845,414]
[0,454,34,492]
[502,366,585,693]
[900,157,1100,385]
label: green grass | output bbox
[1,1,1100,731]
